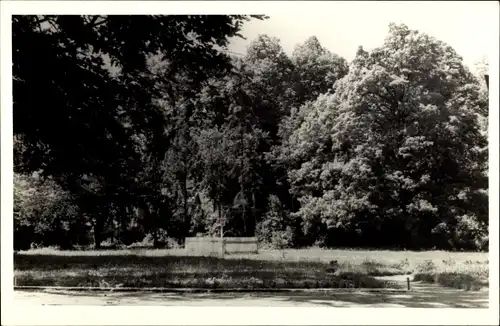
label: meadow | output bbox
[14,248,489,291]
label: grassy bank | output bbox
[413,258,489,291]
[14,248,488,290]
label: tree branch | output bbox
[92,16,109,29]
[89,16,99,27]
[34,16,44,33]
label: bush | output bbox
[452,214,489,251]
[14,172,84,250]
[413,272,486,291]
[415,259,437,273]
[119,226,146,246]
[100,237,128,249]
[271,227,295,249]
[413,258,488,291]
[256,195,296,249]
[127,230,181,249]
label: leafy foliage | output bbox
[286,24,488,250]
[14,173,85,249]
[256,195,295,248]
[13,15,265,248]
[291,36,349,104]
[13,19,488,251]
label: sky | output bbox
[228,1,496,71]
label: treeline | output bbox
[13,16,489,251]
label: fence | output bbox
[185,237,258,255]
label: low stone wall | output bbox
[185,237,258,255]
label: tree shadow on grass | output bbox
[117,286,489,308]
[19,284,489,308]
[14,253,395,289]
[14,253,321,271]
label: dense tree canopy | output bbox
[286,24,488,249]
[13,15,264,178]
[13,14,266,247]
[13,19,489,251]
[291,36,349,104]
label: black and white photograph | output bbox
[1,1,499,325]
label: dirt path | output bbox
[13,281,488,308]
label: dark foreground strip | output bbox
[14,286,409,293]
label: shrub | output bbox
[452,214,489,251]
[415,259,437,273]
[100,237,127,250]
[413,257,488,291]
[127,230,181,249]
[413,272,486,291]
[14,172,82,250]
[256,195,296,249]
[271,227,295,249]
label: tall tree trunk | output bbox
[153,228,158,248]
[93,214,103,249]
[219,203,225,258]
[148,203,159,248]
[252,191,256,236]
[218,202,222,232]
[122,205,129,243]
[182,168,189,238]
[240,127,247,235]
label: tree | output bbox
[291,36,349,104]
[161,124,200,242]
[287,23,488,250]
[13,15,265,247]
[243,34,296,118]
[473,57,489,137]
[194,67,270,237]
[255,194,295,248]
[275,37,349,184]
[14,172,83,250]
[474,56,489,91]
[195,126,234,236]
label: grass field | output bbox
[14,248,489,290]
